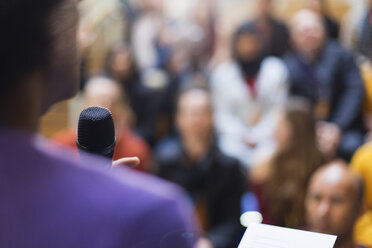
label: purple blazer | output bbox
[0,127,198,247]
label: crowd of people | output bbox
[1,0,371,247]
[50,0,372,247]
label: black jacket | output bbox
[284,40,365,131]
[155,136,246,248]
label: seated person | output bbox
[350,142,372,247]
[155,87,247,248]
[105,43,166,146]
[251,98,323,228]
[306,160,365,248]
[53,76,152,172]
[210,22,289,168]
[285,10,365,161]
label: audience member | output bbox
[307,0,340,39]
[350,142,372,247]
[255,0,290,57]
[306,160,365,248]
[131,0,165,70]
[251,98,323,228]
[0,0,197,247]
[155,87,246,248]
[210,22,288,168]
[105,43,165,145]
[53,76,152,172]
[285,10,365,161]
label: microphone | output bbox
[76,106,116,161]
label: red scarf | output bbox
[245,75,258,99]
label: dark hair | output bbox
[0,0,63,93]
[104,42,138,80]
[232,21,260,59]
[263,97,324,228]
[234,22,258,39]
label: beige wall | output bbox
[216,0,353,25]
[274,0,351,22]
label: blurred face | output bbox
[235,33,262,62]
[291,11,326,59]
[176,90,213,139]
[306,165,359,236]
[42,0,80,111]
[85,79,128,136]
[112,50,132,81]
[274,112,292,152]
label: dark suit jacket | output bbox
[155,136,246,248]
[284,40,365,131]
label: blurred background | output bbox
[40,0,360,138]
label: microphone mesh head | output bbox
[77,106,115,151]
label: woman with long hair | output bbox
[251,97,323,228]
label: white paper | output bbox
[238,223,337,248]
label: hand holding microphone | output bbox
[77,106,139,168]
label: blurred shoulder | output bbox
[210,60,241,82]
[351,141,372,173]
[260,56,289,83]
[154,136,182,165]
[261,56,288,71]
[326,40,355,60]
[214,145,245,172]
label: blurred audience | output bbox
[285,10,365,161]
[307,0,340,39]
[78,0,129,84]
[350,142,372,247]
[210,22,288,168]
[105,43,166,145]
[131,0,166,70]
[254,0,290,57]
[306,160,365,248]
[155,87,246,248]
[251,98,323,228]
[159,1,217,138]
[54,76,152,172]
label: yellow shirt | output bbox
[361,61,372,114]
[351,142,372,247]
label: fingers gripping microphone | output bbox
[76,106,116,160]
